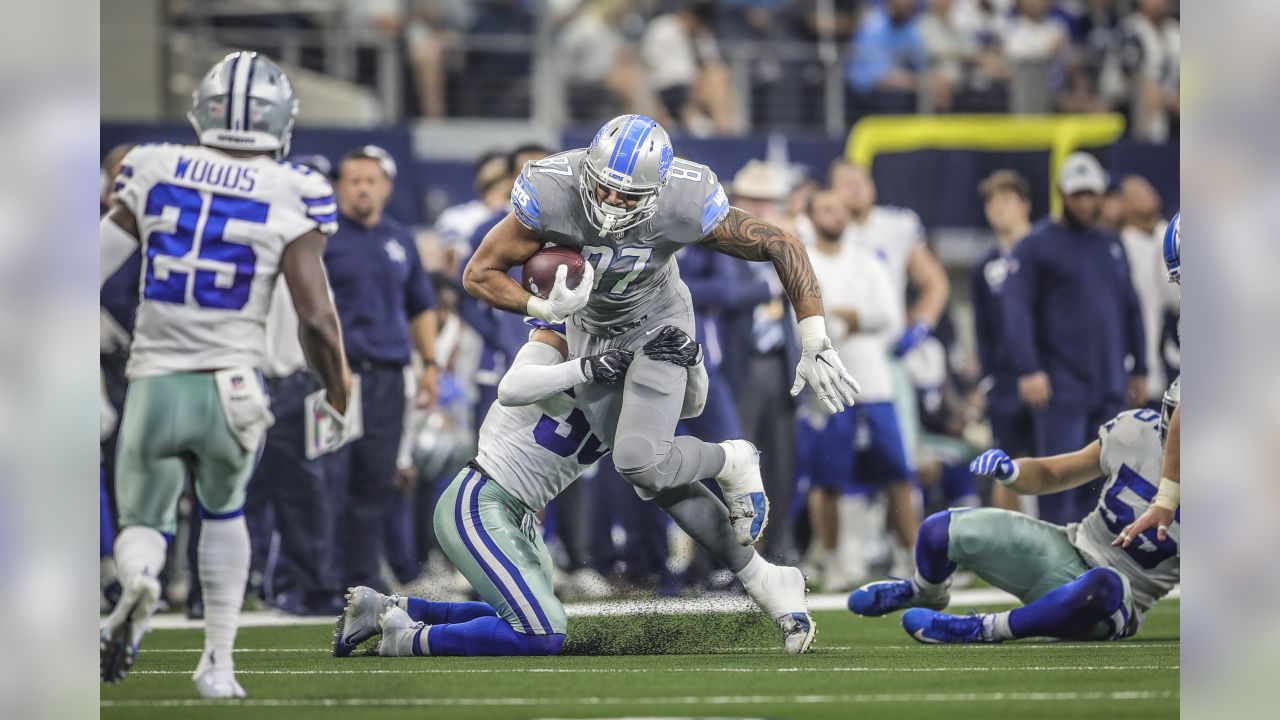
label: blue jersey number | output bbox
[1102,465,1179,569]
[142,183,264,310]
[532,408,608,465]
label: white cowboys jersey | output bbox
[1070,409,1180,612]
[475,334,608,512]
[113,143,337,379]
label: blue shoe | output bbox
[902,608,989,644]
[848,579,949,617]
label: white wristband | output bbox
[997,461,1021,487]
[1153,477,1180,510]
[525,295,555,324]
[798,316,827,347]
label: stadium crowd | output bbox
[99,130,1178,614]
[176,0,1180,137]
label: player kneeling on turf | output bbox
[847,380,1180,644]
[334,319,815,657]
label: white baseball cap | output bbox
[1057,152,1108,195]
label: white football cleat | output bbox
[334,586,398,657]
[193,666,247,699]
[100,574,161,684]
[744,563,816,655]
[378,606,428,657]
[715,439,769,546]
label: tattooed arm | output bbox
[697,207,824,321]
[698,207,860,413]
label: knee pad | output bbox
[613,434,669,492]
[917,510,953,555]
[519,632,566,656]
[1074,567,1126,618]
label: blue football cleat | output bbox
[715,440,769,546]
[902,608,989,644]
[848,579,950,617]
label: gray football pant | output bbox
[570,307,726,501]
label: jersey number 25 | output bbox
[143,182,263,310]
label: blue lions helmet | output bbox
[188,51,298,158]
[579,114,674,236]
[1163,212,1180,284]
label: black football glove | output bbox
[642,325,703,367]
[581,349,633,384]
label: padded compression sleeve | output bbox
[496,341,588,407]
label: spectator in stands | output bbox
[800,188,914,590]
[326,146,439,592]
[559,0,643,125]
[727,161,801,563]
[969,170,1035,513]
[1114,0,1180,142]
[845,0,928,114]
[1002,0,1069,114]
[1000,152,1147,525]
[918,0,1009,112]
[464,0,536,117]
[405,0,471,119]
[1119,175,1178,408]
[433,150,513,274]
[641,0,740,135]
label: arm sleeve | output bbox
[403,234,437,318]
[496,341,589,407]
[1001,240,1043,376]
[100,215,140,288]
[970,259,995,378]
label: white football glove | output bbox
[526,262,594,324]
[790,316,861,414]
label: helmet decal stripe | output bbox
[241,55,258,132]
[606,115,639,176]
[223,54,241,130]
[623,118,658,177]
[228,52,255,132]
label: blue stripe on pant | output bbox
[452,470,553,634]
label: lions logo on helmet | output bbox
[1163,212,1180,284]
[578,114,674,236]
[188,51,298,159]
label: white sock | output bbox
[983,611,1013,641]
[196,516,251,675]
[734,551,769,589]
[113,526,167,592]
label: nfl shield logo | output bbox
[231,375,244,390]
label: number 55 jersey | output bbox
[1071,408,1180,612]
[112,143,338,379]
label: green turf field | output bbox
[101,601,1179,719]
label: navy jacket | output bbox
[1001,219,1146,409]
[325,213,436,366]
[678,246,772,383]
[970,245,1022,413]
[458,211,530,380]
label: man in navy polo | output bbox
[1001,152,1147,525]
[326,145,439,591]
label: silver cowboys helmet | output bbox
[1160,376,1180,444]
[188,51,298,158]
[579,114,675,236]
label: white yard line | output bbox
[143,641,1180,654]
[102,690,1179,709]
[130,664,1178,676]
[144,587,1178,631]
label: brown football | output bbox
[521,246,587,299]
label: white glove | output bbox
[526,262,594,324]
[790,316,861,414]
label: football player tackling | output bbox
[334,320,814,656]
[463,115,860,650]
[848,380,1180,643]
[98,52,352,696]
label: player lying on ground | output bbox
[332,321,815,657]
[98,52,352,697]
[464,114,861,558]
[847,379,1180,643]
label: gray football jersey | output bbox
[1070,409,1180,612]
[511,149,730,335]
